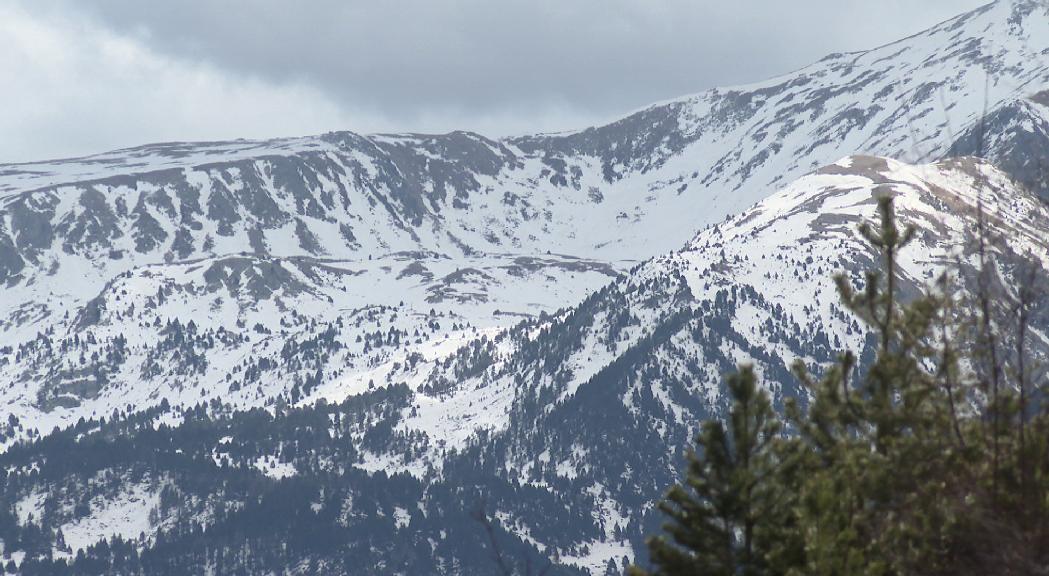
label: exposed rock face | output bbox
[949,90,1049,201]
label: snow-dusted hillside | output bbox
[389,155,1049,571]
[1,0,1047,444]
[412,154,1049,457]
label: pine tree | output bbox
[787,195,964,575]
[632,366,785,576]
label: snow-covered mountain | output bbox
[390,154,1049,573]
[2,0,1047,442]
[406,152,1049,468]
[2,0,1049,574]
[5,154,1047,575]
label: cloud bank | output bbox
[3,0,988,163]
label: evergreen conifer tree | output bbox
[631,366,785,576]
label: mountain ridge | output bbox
[2,0,1048,449]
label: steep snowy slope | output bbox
[393,155,1049,571]
[1,0,1047,443]
[514,0,1049,216]
[410,154,1049,449]
[950,89,1049,199]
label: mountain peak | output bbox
[986,0,1049,35]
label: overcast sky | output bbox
[2,0,989,163]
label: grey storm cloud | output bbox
[33,0,988,125]
[4,0,988,162]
